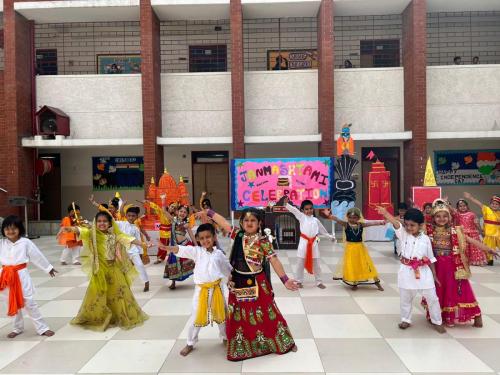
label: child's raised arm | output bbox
[197,209,232,233]
[284,197,304,220]
[376,206,400,229]
[322,208,347,227]
[463,192,483,210]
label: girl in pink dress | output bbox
[425,200,498,327]
[455,199,487,266]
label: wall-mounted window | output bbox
[36,49,58,75]
[360,39,400,68]
[189,45,227,72]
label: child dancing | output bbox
[58,203,83,265]
[454,198,487,266]
[377,207,445,333]
[284,197,335,289]
[1,216,57,338]
[160,223,232,356]
[322,207,385,291]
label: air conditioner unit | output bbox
[36,106,70,137]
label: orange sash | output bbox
[300,233,317,275]
[0,263,27,316]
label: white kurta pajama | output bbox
[116,221,149,283]
[177,245,232,346]
[394,225,442,325]
[286,203,334,284]
[0,238,53,335]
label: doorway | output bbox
[361,147,400,212]
[192,151,229,217]
[38,153,61,220]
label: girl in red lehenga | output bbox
[424,200,498,327]
[454,199,487,266]
[201,207,299,361]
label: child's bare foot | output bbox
[169,281,176,290]
[291,344,298,352]
[154,259,162,264]
[351,284,358,291]
[474,316,483,328]
[296,282,303,289]
[375,282,384,291]
[73,262,81,266]
[41,330,55,337]
[60,261,67,266]
[144,281,150,292]
[398,322,410,330]
[317,283,326,289]
[222,338,228,346]
[433,324,446,334]
[180,345,193,356]
[7,331,22,339]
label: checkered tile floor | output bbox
[1,236,500,374]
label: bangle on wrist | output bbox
[207,209,215,218]
[280,274,289,285]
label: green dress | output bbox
[71,224,149,331]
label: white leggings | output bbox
[400,287,442,325]
[13,298,50,335]
[60,246,81,264]
[129,253,149,283]
[295,257,322,284]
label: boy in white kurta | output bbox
[116,206,150,292]
[285,198,335,288]
[0,216,57,338]
[377,207,445,333]
[161,223,232,356]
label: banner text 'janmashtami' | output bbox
[230,158,334,210]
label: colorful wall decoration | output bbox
[331,155,358,219]
[267,49,318,70]
[97,54,142,74]
[230,157,334,210]
[435,150,500,185]
[92,156,144,191]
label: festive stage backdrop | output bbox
[230,157,334,210]
[435,150,500,185]
[92,156,144,191]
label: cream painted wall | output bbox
[161,73,232,137]
[244,70,318,136]
[427,65,500,133]
[428,139,500,217]
[36,75,143,139]
[46,146,144,218]
[335,67,404,135]
[163,144,233,202]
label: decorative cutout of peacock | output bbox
[331,154,359,219]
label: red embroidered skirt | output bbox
[226,272,295,361]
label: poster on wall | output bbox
[97,54,141,74]
[412,186,441,210]
[230,157,334,210]
[92,156,144,191]
[434,150,500,185]
[267,49,318,70]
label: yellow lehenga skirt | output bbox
[333,241,379,285]
[71,226,149,331]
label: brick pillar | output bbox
[230,0,245,158]
[402,0,427,199]
[1,0,35,217]
[317,0,335,157]
[140,0,163,190]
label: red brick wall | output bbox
[317,0,334,157]
[140,0,164,191]
[1,0,35,218]
[402,0,427,199]
[230,0,245,158]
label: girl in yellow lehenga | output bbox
[58,210,149,331]
[322,207,385,291]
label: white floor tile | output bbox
[308,314,381,338]
[47,323,119,341]
[241,339,323,373]
[38,300,82,317]
[59,268,87,277]
[34,287,73,300]
[273,297,306,315]
[178,320,224,340]
[0,341,40,370]
[447,316,500,338]
[373,264,400,273]
[326,373,410,375]
[386,338,493,372]
[299,284,350,297]
[78,339,175,373]
[141,298,192,316]
[482,283,500,294]
[477,297,500,313]
[354,296,423,315]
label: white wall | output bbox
[45,146,144,218]
[36,75,143,139]
[427,139,499,217]
[427,65,500,133]
[161,72,232,137]
[244,70,318,136]
[335,67,404,134]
